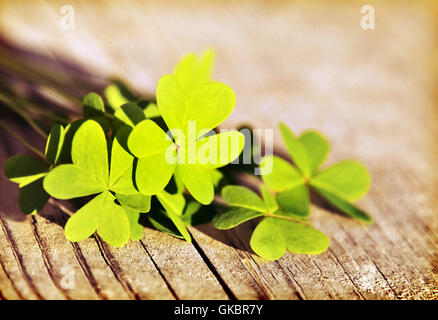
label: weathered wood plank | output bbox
[139,228,229,299]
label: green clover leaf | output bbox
[260,123,372,223]
[174,49,215,93]
[213,185,329,261]
[104,81,136,111]
[127,75,244,205]
[3,123,66,214]
[43,119,146,246]
[113,102,146,131]
[4,155,50,188]
[82,92,105,118]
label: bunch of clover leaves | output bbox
[3,49,372,261]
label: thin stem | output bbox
[48,198,73,216]
[3,92,70,124]
[265,212,311,226]
[0,95,48,139]
[0,120,46,159]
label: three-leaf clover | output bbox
[213,185,329,261]
[260,123,372,222]
[127,74,244,205]
[43,119,145,246]
[4,123,65,214]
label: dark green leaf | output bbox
[313,187,373,223]
[181,201,215,226]
[45,124,65,165]
[147,208,184,239]
[114,102,146,130]
[83,92,105,117]
[18,178,49,215]
[4,155,49,187]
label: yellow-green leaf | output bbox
[185,82,236,137]
[260,155,304,192]
[43,165,106,199]
[299,130,329,175]
[174,49,215,93]
[279,123,311,178]
[221,185,266,212]
[178,163,214,205]
[310,160,371,201]
[135,152,176,195]
[156,74,186,131]
[276,183,310,217]
[128,119,172,158]
[97,191,131,247]
[197,131,245,168]
[71,120,109,187]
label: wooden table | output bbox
[0,0,437,299]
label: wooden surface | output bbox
[0,0,438,299]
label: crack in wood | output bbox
[139,239,179,300]
[329,249,366,300]
[0,244,25,299]
[0,215,43,299]
[70,242,107,300]
[93,235,140,300]
[30,216,70,299]
[188,230,237,300]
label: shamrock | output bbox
[260,123,372,222]
[126,74,245,205]
[43,119,146,246]
[213,185,329,261]
[4,123,65,214]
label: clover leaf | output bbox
[127,74,244,205]
[260,123,372,222]
[104,81,136,111]
[213,185,329,261]
[146,194,215,241]
[3,123,67,214]
[174,49,215,93]
[82,92,105,118]
[43,119,144,246]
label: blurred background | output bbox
[0,0,437,164]
[0,0,437,299]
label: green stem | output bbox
[0,120,46,159]
[265,212,311,226]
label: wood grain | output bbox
[0,0,437,299]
